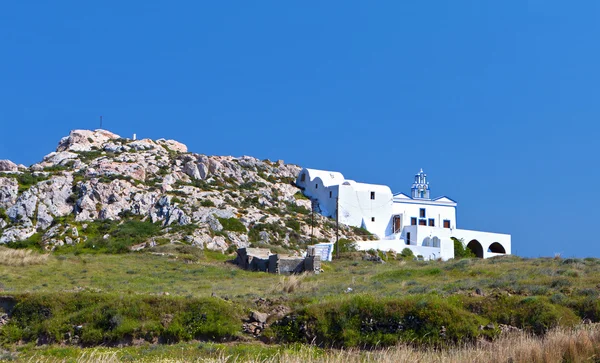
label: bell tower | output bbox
[411,168,430,199]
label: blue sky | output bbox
[1,1,599,257]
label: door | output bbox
[393,215,402,234]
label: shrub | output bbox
[461,295,579,335]
[400,248,415,260]
[78,220,161,254]
[453,237,476,259]
[285,218,301,232]
[201,199,215,207]
[0,293,243,346]
[293,192,308,200]
[335,238,357,254]
[4,233,43,251]
[267,295,487,348]
[15,172,48,193]
[217,217,247,233]
[0,207,8,222]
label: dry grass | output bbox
[0,246,50,266]
[275,273,314,293]
[22,324,600,362]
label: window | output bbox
[443,220,451,228]
[428,219,435,227]
[301,173,306,182]
[411,217,417,225]
[406,232,411,245]
[419,208,426,218]
[371,217,375,222]
[370,192,375,200]
[315,184,318,189]
[432,237,440,247]
[329,191,332,198]
[419,219,427,226]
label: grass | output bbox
[1,293,243,346]
[0,246,49,266]
[3,252,600,357]
[9,324,600,362]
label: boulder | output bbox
[57,129,120,152]
[0,178,18,209]
[0,160,17,172]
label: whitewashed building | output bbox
[296,168,511,260]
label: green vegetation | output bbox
[268,294,490,347]
[55,219,162,254]
[453,237,476,259]
[400,247,415,260]
[14,172,49,193]
[293,191,309,200]
[217,217,247,233]
[334,238,357,253]
[3,244,600,357]
[3,233,43,251]
[0,293,242,346]
[0,207,8,223]
[200,199,215,207]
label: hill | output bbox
[0,129,370,253]
[1,130,600,362]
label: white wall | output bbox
[452,229,511,258]
[337,182,393,238]
[355,240,447,261]
[392,200,457,231]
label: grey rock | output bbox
[0,226,36,244]
[250,311,268,324]
[183,161,201,180]
[0,160,17,172]
[207,214,223,232]
[0,177,18,209]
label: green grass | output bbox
[1,293,243,346]
[2,253,600,352]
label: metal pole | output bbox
[336,196,339,259]
[311,200,314,244]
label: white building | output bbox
[296,168,511,260]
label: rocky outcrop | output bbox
[0,129,365,251]
[0,160,17,172]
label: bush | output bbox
[217,217,247,233]
[461,295,579,335]
[335,238,357,254]
[0,208,8,222]
[453,238,476,259]
[267,295,487,348]
[201,199,215,207]
[400,248,415,260]
[0,293,243,346]
[285,218,301,232]
[76,220,161,254]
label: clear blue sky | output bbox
[1,1,599,258]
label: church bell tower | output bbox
[411,169,430,199]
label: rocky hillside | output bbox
[0,130,369,253]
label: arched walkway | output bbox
[467,240,484,258]
[488,242,506,254]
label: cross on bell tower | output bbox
[411,168,430,199]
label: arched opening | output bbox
[488,242,506,254]
[301,173,306,182]
[422,237,431,247]
[467,240,484,258]
[432,237,440,248]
